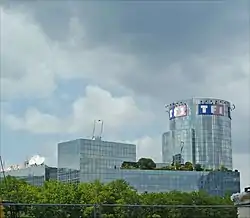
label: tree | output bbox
[137,158,156,170]
[184,162,193,171]
[194,164,203,171]
[0,176,237,218]
[219,165,228,172]
[175,163,182,170]
[121,161,139,169]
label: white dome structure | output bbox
[28,155,45,166]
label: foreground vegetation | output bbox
[0,176,237,218]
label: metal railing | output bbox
[2,203,243,218]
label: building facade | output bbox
[1,134,240,197]
[1,164,240,197]
[0,165,57,186]
[57,138,136,183]
[57,167,240,197]
[57,137,239,197]
[100,168,240,196]
[163,98,234,170]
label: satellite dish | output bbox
[28,155,45,166]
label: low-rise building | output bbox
[56,138,240,197]
[0,137,240,197]
[0,155,57,186]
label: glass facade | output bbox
[163,98,233,170]
[57,167,240,197]
[1,163,239,197]
[57,139,81,183]
[57,138,136,183]
[118,170,240,196]
[56,137,239,197]
[199,171,240,197]
[104,169,206,193]
[0,165,57,186]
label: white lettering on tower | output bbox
[201,105,208,113]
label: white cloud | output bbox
[133,136,162,162]
[3,108,62,133]
[0,7,57,99]
[39,142,58,167]
[2,85,154,135]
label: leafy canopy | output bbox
[0,176,236,218]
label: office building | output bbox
[163,98,234,170]
[56,136,240,197]
[57,138,136,183]
[103,168,240,196]
[0,165,57,186]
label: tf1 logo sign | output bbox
[169,105,187,120]
[198,104,224,116]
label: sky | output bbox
[0,0,249,190]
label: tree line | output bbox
[121,158,234,172]
[0,176,237,218]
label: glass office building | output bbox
[58,138,136,183]
[110,169,240,196]
[57,137,240,197]
[0,165,57,186]
[1,163,239,197]
[57,167,240,197]
[198,171,240,197]
[163,98,234,170]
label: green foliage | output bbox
[0,176,237,218]
[121,158,157,170]
[194,164,204,171]
[184,162,194,171]
[137,158,156,170]
[219,165,229,172]
[121,161,139,169]
[121,158,234,173]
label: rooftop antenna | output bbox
[92,120,104,140]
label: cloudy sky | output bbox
[0,1,249,189]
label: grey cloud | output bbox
[1,0,72,41]
[5,1,248,52]
[71,1,249,93]
[4,1,248,73]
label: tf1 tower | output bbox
[162,97,235,170]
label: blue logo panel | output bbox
[198,104,225,116]
[198,104,212,115]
